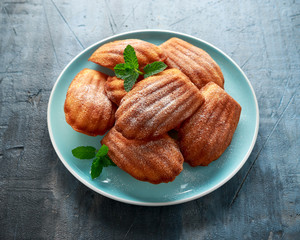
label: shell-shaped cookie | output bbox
[101,127,184,184]
[89,39,166,70]
[64,68,117,136]
[160,37,224,89]
[104,76,128,106]
[179,82,241,166]
[115,69,205,140]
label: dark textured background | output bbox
[0,0,299,239]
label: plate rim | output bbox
[47,29,259,206]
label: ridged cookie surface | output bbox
[179,82,241,166]
[64,69,116,136]
[115,69,205,140]
[89,39,166,70]
[101,127,184,184]
[160,37,224,89]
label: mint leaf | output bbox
[144,61,167,78]
[91,158,103,179]
[124,71,139,92]
[96,144,109,158]
[114,63,133,79]
[71,145,116,179]
[72,146,96,159]
[123,45,139,69]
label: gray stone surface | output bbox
[0,0,299,239]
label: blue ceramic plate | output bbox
[47,30,259,206]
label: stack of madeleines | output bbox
[64,38,242,184]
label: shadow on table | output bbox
[70,173,242,240]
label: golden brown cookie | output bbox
[104,76,129,106]
[115,69,205,140]
[160,37,224,89]
[179,82,241,166]
[101,127,184,184]
[64,68,116,136]
[89,39,166,70]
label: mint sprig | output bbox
[114,45,143,92]
[72,144,116,179]
[114,44,167,92]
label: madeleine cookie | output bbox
[160,37,224,89]
[179,82,241,166]
[89,39,166,71]
[115,69,205,140]
[101,127,184,184]
[64,68,116,136]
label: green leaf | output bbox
[90,145,116,179]
[114,63,133,79]
[71,145,116,180]
[91,158,103,179]
[96,144,109,158]
[123,45,139,69]
[124,71,139,92]
[144,61,167,78]
[72,146,96,159]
